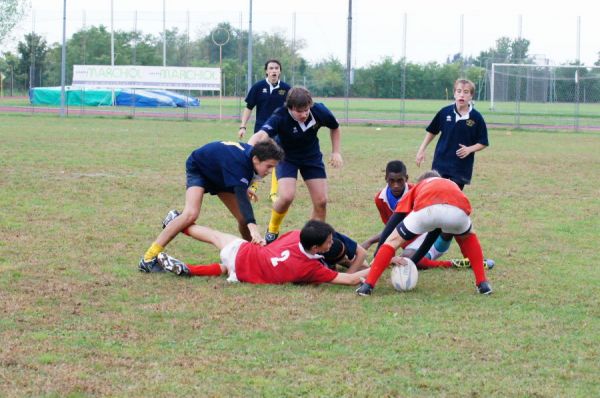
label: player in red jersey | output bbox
[356,170,493,296]
[362,161,457,270]
[156,220,369,286]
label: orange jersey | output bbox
[395,177,472,215]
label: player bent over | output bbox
[156,220,370,286]
[356,170,493,296]
[139,139,284,273]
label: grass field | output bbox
[3,95,600,130]
[1,114,599,397]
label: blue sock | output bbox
[433,236,452,254]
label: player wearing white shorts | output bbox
[357,171,493,296]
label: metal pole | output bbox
[576,16,581,64]
[60,0,67,117]
[220,45,223,120]
[163,0,166,66]
[400,13,407,124]
[111,0,115,106]
[247,0,253,91]
[490,63,495,110]
[292,12,296,86]
[111,0,114,67]
[345,0,352,124]
[460,14,464,76]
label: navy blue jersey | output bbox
[322,231,358,269]
[186,141,255,194]
[260,103,339,164]
[426,104,489,185]
[245,79,291,132]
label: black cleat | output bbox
[157,252,190,276]
[265,232,279,245]
[138,257,164,273]
[356,282,374,296]
[162,209,181,229]
[477,281,493,295]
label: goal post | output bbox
[490,63,600,110]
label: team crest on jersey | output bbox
[292,127,299,134]
[278,89,286,95]
[466,119,475,127]
[446,115,452,122]
[262,88,268,93]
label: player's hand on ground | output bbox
[415,151,426,167]
[456,144,472,159]
[329,152,343,168]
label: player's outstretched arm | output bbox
[330,268,370,285]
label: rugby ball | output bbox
[390,258,419,292]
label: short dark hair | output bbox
[286,86,313,110]
[385,160,407,177]
[300,220,334,251]
[264,59,282,71]
[250,138,285,162]
[416,170,441,182]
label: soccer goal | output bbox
[490,63,600,109]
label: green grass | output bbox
[1,114,599,397]
[3,95,600,130]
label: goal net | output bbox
[491,63,600,107]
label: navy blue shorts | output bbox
[276,158,326,180]
[185,157,231,194]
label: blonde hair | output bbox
[454,79,475,94]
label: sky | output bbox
[6,0,600,67]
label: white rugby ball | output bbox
[390,258,419,292]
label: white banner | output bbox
[72,65,221,91]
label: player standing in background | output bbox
[138,139,284,273]
[156,220,369,286]
[248,86,343,244]
[356,170,493,296]
[239,60,291,203]
[416,78,488,190]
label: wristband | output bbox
[240,126,247,130]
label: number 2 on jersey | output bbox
[270,250,290,267]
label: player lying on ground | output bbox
[161,209,369,274]
[139,139,284,273]
[356,170,493,296]
[156,220,370,286]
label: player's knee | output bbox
[180,210,199,225]
[312,196,327,211]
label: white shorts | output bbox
[403,204,472,236]
[219,238,246,283]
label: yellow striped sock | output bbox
[268,209,287,234]
[144,242,164,261]
[269,169,279,203]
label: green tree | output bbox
[0,0,28,44]
[16,32,47,88]
[308,56,345,97]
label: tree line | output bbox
[2,21,599,100]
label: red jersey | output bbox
[395,177,472,215]
[374,183,413,224]
[235,230,339,284]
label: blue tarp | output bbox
[115,89,177,107]
[149,90,200,107]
